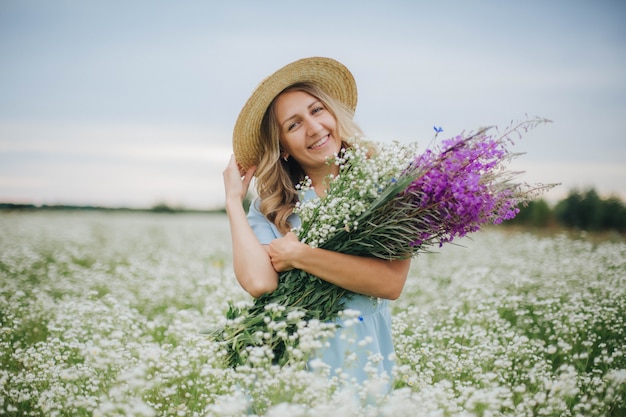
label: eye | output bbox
[312,105,324,115]
[287,121,299,132]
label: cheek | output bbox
[279,135,297,153]
[325,115,339,134]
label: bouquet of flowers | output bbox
[211,117,555,368]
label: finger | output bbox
[224,155,238,175]
[242,165,257,186]
[234,158,246,177]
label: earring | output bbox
[283,155,289,162]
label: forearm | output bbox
[291,246,410,300]
[226,199,278,298]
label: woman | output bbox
[223,57,410,387]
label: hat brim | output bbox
[232,57,357,172]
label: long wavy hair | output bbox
[255,82,365,234]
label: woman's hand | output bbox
[267,231,410,299]
[268,232,306,272]
[223,155,256,204]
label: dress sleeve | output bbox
[247,198,282,244]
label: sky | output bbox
[1,0,625,210]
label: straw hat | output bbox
[232,57,358,172]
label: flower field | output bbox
[1,211,624,416]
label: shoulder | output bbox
[247,197,262,215]
[247,198,282,243]
[247,197,268,225]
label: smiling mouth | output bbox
[308,135,329,149]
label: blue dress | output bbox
[247,191,395,390]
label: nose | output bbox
[304,116,323,137]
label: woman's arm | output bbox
[223,156,278,298]
[268,232,410,300]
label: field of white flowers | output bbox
[1,211,625,417]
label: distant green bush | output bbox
[150,203,179,213]
[509,199,552,228]
[554,189,626,232]
[508,189,625,233]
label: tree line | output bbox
[2,188,624,234]
[507,188,626,233]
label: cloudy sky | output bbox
[1,0,625,209]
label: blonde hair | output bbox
[255,82,364,234]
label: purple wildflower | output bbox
[402,129,524,246]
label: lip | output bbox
[308,134,330,150]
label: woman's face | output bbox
[274,90,341,172]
